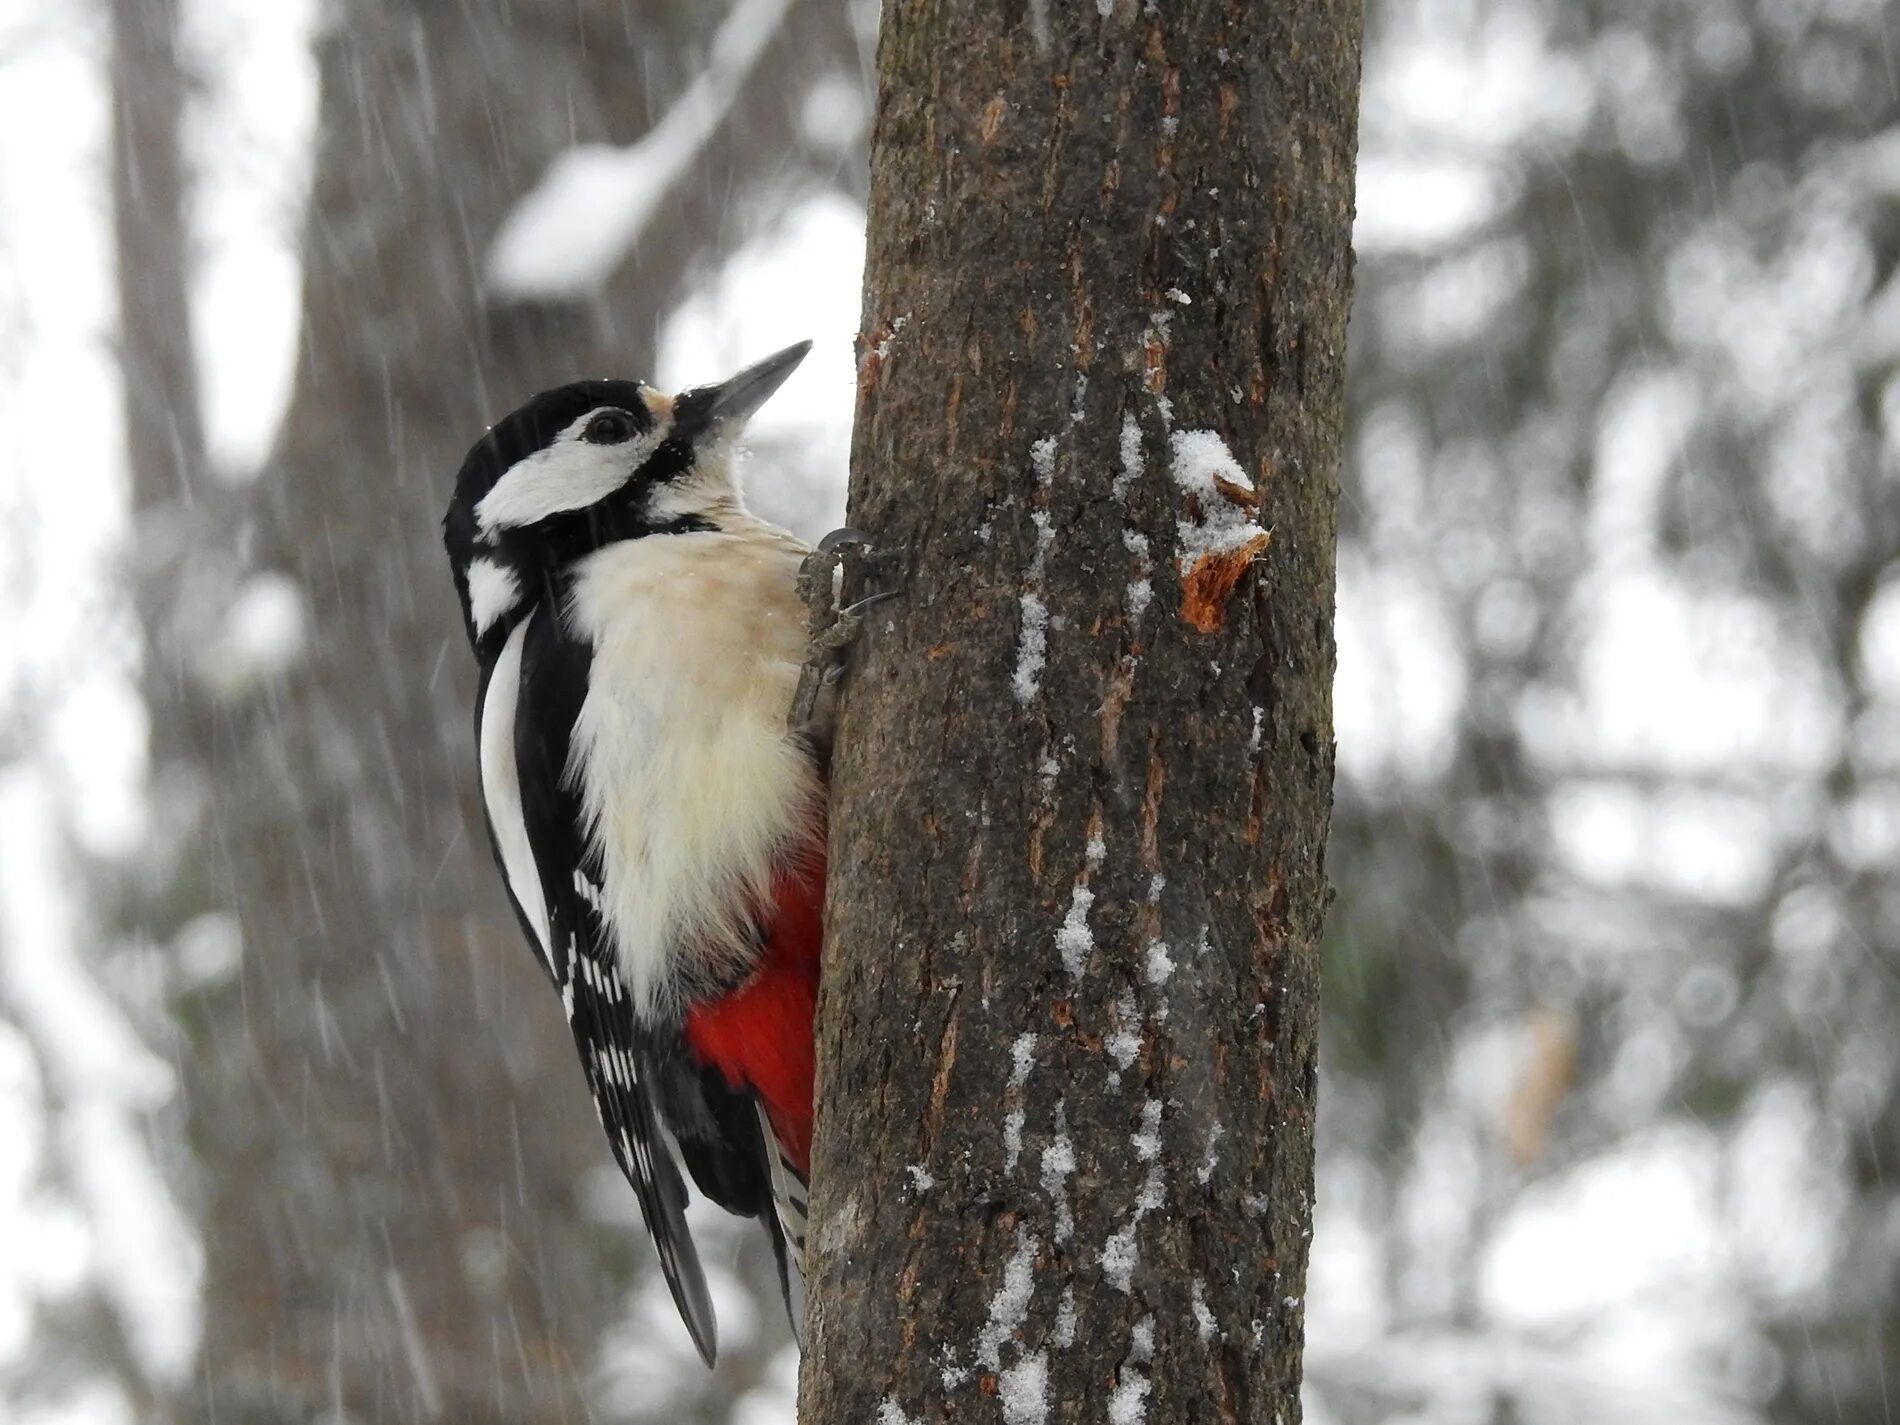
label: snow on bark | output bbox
[1105,989,1142,1079]
[1101,1101,1167,1294]
[1196,1121,1225,1183]
[1115,414,1142,500]
[998,1351,1050,1425]
[1012,584,1050,701]
[1142,938,1175,985]
[1131,1098,1163,1162]
[1106,1314,1156,1425]
[1191,1279,1218,1343]
[977,1226,1040,1369]
[1099,1221,1139,1295]
[1168,428,1271,633]
[1055,884,1095,975]
[1002,1032,1038,1171]
[1013,438,1060,703]
[1031,435,1059,482]
[1122,530,1154,620]
[1040,1100,1076,1242]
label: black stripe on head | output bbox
[444,380,674,643]
[445,381,654,550]
[474,380,656,482]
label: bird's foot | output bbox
[789,529,897,739]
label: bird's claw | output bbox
[789,531,897,739]
[817,526,873,554]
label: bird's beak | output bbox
[675,341,812,440]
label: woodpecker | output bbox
[442,342,846,1364]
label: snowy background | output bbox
[0,0,1896,1421]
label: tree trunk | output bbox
[112,0,218,798]
[111,0,202,526]
[802,4,1359,1422]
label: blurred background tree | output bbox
[0,0,1891,1421]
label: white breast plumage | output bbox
[564,523,818,1018]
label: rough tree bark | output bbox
[803,4,1359,1423]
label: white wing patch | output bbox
[467,557,521,636]
[479,615,553,967]
[759,1102,809,1346]
[475,408,667,536]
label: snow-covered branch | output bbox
[486,0,800,300]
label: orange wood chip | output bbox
[1180,531,1271,633]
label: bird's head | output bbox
[443,340,811,650]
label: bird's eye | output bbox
[582,410,636,444]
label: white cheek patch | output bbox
[475,412,668,536]
[467,557,521,636]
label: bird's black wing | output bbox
[644,1027,796,1339]
[497,607,725,1364]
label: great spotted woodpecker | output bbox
[443,342,847,1364]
